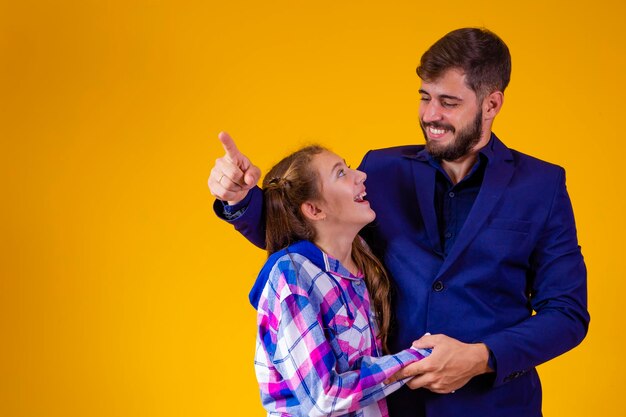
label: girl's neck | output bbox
[313,233,358,276]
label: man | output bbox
[209,28,589,417]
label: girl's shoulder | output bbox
[266,246,323,289]
[249,241,325,306]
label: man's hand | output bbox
[387,334,492,394]
[208,131,261,205]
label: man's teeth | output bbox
[429,126,447,135]
[354,192,367,202]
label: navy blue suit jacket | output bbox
[216,134,589,417]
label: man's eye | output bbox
[420,97,430,102]
[442,102,458,108]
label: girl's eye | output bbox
[338,168,346,178]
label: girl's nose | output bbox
[355,169,367,184]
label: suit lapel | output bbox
[436,137,515,278]
[407,153,441,252]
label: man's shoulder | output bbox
[491,135,563,172]
[367,144,426,157]
[507,147,565,175]
[359,144,426,170]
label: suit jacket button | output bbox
[433,281,444,292]
[505,371,523,381]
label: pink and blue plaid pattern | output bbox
[253,241,426,417]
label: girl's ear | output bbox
[301,201,326,222]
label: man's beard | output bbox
[421,110,483,161]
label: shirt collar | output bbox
[290,240,362,280]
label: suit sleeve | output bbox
[212,185,267,249]
[482,168,590,386]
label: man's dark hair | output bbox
[417,27,511,97]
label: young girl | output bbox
[248,146,428,417]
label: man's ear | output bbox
[301,201,325,222]
[483,90,504,121]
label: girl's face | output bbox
[308,150,376,232]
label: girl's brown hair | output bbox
[263,146,393,352]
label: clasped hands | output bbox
[385,333,492,394]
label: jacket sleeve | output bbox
[256,267,425,416]
[482,168,590,386]
[212,185,267,249]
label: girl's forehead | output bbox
[312,150,344,173]
[314,150,342,164]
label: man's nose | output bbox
[421,101,442,123]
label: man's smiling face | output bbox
[418,68,487,161]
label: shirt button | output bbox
[445,232,452,239]
[449,192,455,198]
[433,281,444,292]
[355,280,362,286]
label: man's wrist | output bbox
[472,343,494,374]
[486,347,496,373]
[220,190,253,221]
[226,195,247,206]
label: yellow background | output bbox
[2,1,625,416]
